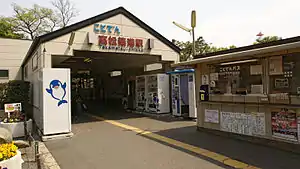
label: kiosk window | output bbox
[209,59,263,95]
[269,53,300,95]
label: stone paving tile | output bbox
[20,141,60,169]
[38,142,60,169]
[21,142,38,169]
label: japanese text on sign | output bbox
[94,23,121,35]
[219,65,240,73]
[98,35,144,52]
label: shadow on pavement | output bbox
[72,102,300,168]
[71,114,100,124]
[83,101,147,120]
[138,131,232,169]
[134,112,195,123]
[146,126,300,169]
[78,100,191,123]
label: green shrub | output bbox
[6,80,30,103]
[0,80,31,117]
[0,83,8,109]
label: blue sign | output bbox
[46,80,68,107]
[94,23,121,34]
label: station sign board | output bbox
[93,23,144,52]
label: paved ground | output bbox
[45,103,300,169]
[21,142,38,169]
[46,115,225,169]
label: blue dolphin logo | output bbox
[46,79,68,107]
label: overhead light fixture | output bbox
[110,71,122,77]
[219,59,258,66]
[144,63,162,72]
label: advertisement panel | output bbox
[271,109,298,141]
[220,112,265,136]
[204,109,219,123]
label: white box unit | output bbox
[169,69,197,118]
[42,68,71,135]
[145,74,170,114]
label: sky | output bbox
[0,0,299,47]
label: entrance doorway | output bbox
[127,79,136,110]
[52,50,165,116]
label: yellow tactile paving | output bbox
[223,159,249,168]
[243,166,261,169]
[201,151,229,163]
[88,114,260,169]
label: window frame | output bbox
[0,70,9,79]
[207,59,264,95]
[268,53,300,95]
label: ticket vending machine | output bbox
[135,76,146,111]
[145,74,170,114]
[168,69,197,118]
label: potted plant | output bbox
[0,142,23,169]
[0,111,32,138]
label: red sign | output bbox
[98,36,143,52]
[127,38,135,48]
[108,36,117,46]
[99,36,107,45]
[118,37,126,47]
[135,39,143,48]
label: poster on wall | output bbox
[252,112,266,136]
[274,78,289,89]
[204,109,219,123]
[250,65,262,75]
[220,112,266,136]
[269,56,283,75]
[210,73,218,81]
[271,109,298,141]
[201,75,209,85]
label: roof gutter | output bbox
[171,41,300,67]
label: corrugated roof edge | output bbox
[172,38,300,67]
[21,6,181,67]
[195,36,300,59]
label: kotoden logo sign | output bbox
[94,23,121,35]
